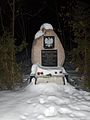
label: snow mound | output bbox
[34,23,53,39]
[0,83,90,120]
[40,23,53,31]
[35,30,44,39]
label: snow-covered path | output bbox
[0,83,90,120]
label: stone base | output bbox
[36,76,65,85]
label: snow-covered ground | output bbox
[0,83,90,120]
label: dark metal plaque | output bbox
[41,50,57,67]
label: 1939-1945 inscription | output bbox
[41,50,57,66]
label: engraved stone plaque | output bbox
[41,50,57,66]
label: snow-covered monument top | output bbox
[31,23,65,67]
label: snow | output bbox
[35,23,53,39]
[0,83,90,120]
[30,64,67,84]
[35,30,44,39]
[40,23,53,31]
[30,64,38,75]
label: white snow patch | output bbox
[34,30,44,39]
[0,83,90,120]
[40,23,53,31]
[44,106,57,117]
[34,23,53,39]
[20,115,27,120]
[39,98,46,104]
[59,107,72,114]
[26,99,31,104]
[37,115,45,119]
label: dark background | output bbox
[0,0,90,52]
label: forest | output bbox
[0,0,90,90]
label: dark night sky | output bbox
[0,0,90,51]
[15,0,73,48]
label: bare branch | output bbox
[7,0,13,12]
